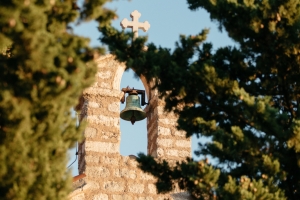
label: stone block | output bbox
[148,184,157,194]
[84,127,97,138]
[87,115,119,127]
[166,149,178,157]
[121,155,130,164]
[101,156,119,166]
[86,166,110,178]
[121,156,138,167]
[158,127,171,136]
[88,102,100,108]
[174,130,186,137]
[140,172,155,180]
[96,62,107,68]
[108,102,119,113]
[114,168,136,179]
[178,150,190,157]
[85,155,100,163]
[81,181,100,190]
[157,106,164,115]
[103,181,125,192]
[175,140,191,148]
[85,141,119,153]
[83,88,120,98]
[100,82,110,89]
[92,194,108,200]
[100,131,120,140]
[157,139,173,147]
[128,158,138,168]
[128,183,144,193]
[95,55,115,67]
[97,71,111,79]
[158,118,176,125]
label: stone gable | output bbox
[69,55,191,200]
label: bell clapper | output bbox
[130,111,136,125]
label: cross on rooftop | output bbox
[120,10,150,40]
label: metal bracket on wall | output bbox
[120,86,148,106]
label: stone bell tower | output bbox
[69,10,191,200]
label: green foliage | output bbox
[100,0,300,199]
[137,155,219,199]
[221,176,285,200]
[0,0,115,199]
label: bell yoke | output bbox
[120,87,148,125]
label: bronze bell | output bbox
[120,89,147,125]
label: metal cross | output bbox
[120,10,150,40]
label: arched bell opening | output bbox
[119,68,148,156]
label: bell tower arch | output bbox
[70,55,191,199]
[119,68,147,156]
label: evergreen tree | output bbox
[0,0,115,199]
[101,0,300,199]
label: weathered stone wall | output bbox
[69,55,191,200]
[146,97,191,161]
